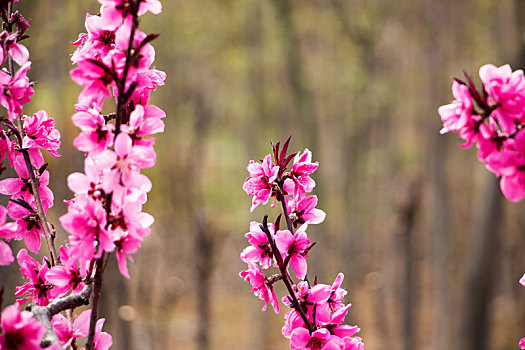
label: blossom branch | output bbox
[14,116,59,265]
[4,1,58,266]
[276,183,294,234]
[240,140,363,348]
[85,254,106,350]
[30,284,92,348]
[260,215,315,333]
[115,0,139,135]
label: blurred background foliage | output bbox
[1,0,525,349]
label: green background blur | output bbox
[1,1,525,349]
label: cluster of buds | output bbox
[240,137,364,350]
[0,0,165,348]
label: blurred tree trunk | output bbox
[189,89,214,350]
[399,180,421,350]
[424,0,454,347]
[459,175,503,350]
[99,259,133,350]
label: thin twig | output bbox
[115,0,139,135]
[276,184,294,234]
[85,255,106,350]
[260,215,314,333]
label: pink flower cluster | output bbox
[64,0,164,279]
[0,11,59,267]
[240,138,363,350]
[0,0,164,348]
[439,64,525,202]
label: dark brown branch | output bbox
[115,0,139,135]
[276,185,294,234]
[260,215,314,333]
[85,255,106,350]
[31,284,93,348]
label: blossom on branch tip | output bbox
[289,148,318,198]
[243,154,279,211]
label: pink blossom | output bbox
[123,104,165,144]
[0,204,19,241]
[286,194,326,228]
[131,68,166,105]
[100,0,162,26]
[289,148,318,198]
[0,206,16,266]
[327,273,347,312]
[113,16,155,73]
[486,129,525,201]
[51,309,91,348]
[0,303,45,350]
[71,13,117,64]
[343,337,364,350]
[70,59,114,107]
[46,244,87,293]
[475,122,499,162]
[3,32,29,65]
[275,223,311,280]
[0,167,54,212]
[7,200,44,254]
[71,105,114,154]
[99,133,155,200]
[283,281,333,327]
[22,110,61,157]
[520,337,525,349]
[15,249,67,305]
[0,62,34,120]
[282,310,306,339]
[240,262,280,313]
[438,80,479,147]
[282,281,331,317]
[520,273,525,286]
[290,327,338,350]
[479,64,525,134]
[59,194,114,265]
[0,240,13,265]
[241,221,275,269]
[93,318,113,350]
[243,154,279,211]
[67,157,104,200]
[111,192,154,278]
